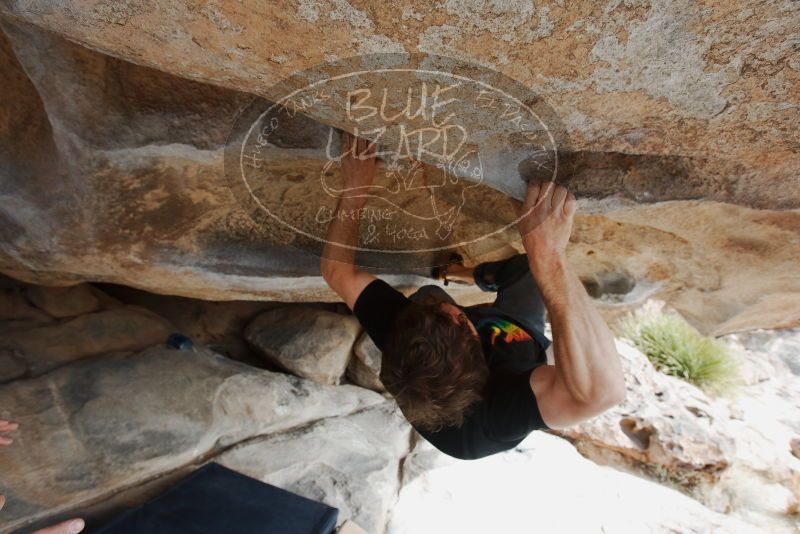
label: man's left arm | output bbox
[320,132,377,311]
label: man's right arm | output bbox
[513,181,627,429]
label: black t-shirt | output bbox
[353,279,552,460]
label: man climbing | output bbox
[321,132,626,460]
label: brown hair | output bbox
[380,301,489,433]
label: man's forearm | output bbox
[527,249,626,405]
[320,195,367,276]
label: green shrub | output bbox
[619,307,741,396]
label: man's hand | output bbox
[0,422,85,533]
[0,419,18,445]
[340,130,376,194]
[508,181,626,426]
[511,180,576,271]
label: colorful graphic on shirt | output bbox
[475,317,532,345]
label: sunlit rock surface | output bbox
[552,340,737,487]
[0,277,798,532]
[387,433,765,534]
[1,0,797,206]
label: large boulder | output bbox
[245,306,361,385]
[347,332,386,393]
[24,283,113,318]
[0,16,507,306]
[0,289,50,322]
[0,5,797,334]
[1,1,797,206]
[217,402,412,533]
[0,346,384,533]
[699,329,800,527]
[551,340,736,487]
[551,335,800,530]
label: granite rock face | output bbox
[0,287,52,335]
[1,278,798,532]
[0,306,173,379]
[218,402,412,533]
[1,0,797,206]
[347,332,386,393]
[702,329,800,527]
[551,335,800,529]
[245,306,361,385]
[24,284,107,318]
[552,340,737,487]
[0,4,797,334]
[586,203,800,335]
[0,345,384,533]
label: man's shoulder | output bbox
[352,278,412,352]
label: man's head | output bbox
[381,299,488,433]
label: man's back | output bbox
[353,274,552,460]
